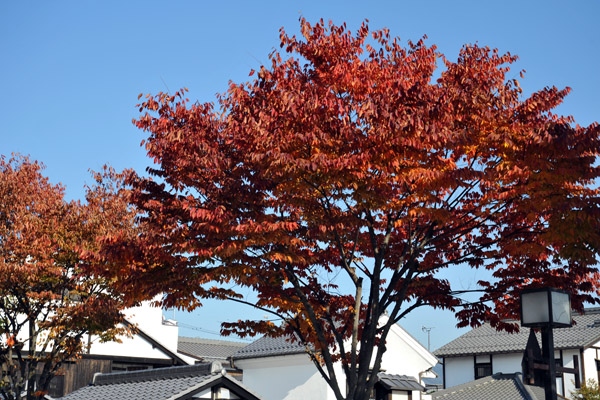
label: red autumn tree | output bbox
[0,155,134,400]
[126,19,600,400]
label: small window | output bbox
[475,355,492,379]
[555,358,563,378]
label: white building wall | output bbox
[583,347,599,384]
[380,324,438,383]
[16,299,188,363]
[443,356,473,387]
[235,354,335,400]
[444,348,586,397]
[391,392,410,400]
[491,353,521,374]
[560,348,582,398]
[85,299,194,364]
[236,323,436,400]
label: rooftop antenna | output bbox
[422,326,434,351]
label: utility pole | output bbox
[422,326,434,351]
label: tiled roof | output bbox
[177,337,247,362]
[431,373,545,400]
[233,334,306,360]
[60,363,261,400]
[435,308,600,357]
[377,373,424,391]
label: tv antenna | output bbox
[422,326,434,351]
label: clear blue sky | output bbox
[2,1,598,350]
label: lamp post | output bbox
[520,287,572,400]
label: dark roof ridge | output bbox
[92,362,220,386]
[513,372,542,400]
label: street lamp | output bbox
[520,287,572,400]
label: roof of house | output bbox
[60,363,261,400]
[177,337,247,362]
[233,318,437,364]
[233,334,306,360]
[431,373,546,400]
[377,373,424,391]
[435,308,600,357]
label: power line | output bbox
[176,322,253,342]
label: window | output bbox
[555,357,563,378]
[474,355,492,379]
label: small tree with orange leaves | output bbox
[0,155,134,400]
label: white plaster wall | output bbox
[583,348,598,384]
[124,301,180,351]
[561,348,582,398]
[391,392,409,400]
[444,349,585,397]
[380,324,438,382]
[87,325,173,359]
[193,388,212,399]
[192,387,241,399]
[236,321,436,400]
[235,354,334,400]
[491,353,521,374]
[444,356,473,388]
[17,301,181,361]
[86,299,191,362]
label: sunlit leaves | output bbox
[128,18,600,400]
[0,155,132,400]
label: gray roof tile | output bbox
[233,334,306,360]
[60,363,260,400]
[435,308,600,357]
[431,373,545,400]
[377,373,424,391]
[177,337,247,362]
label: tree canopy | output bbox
[0,155,134,400]
[124,19,600,400]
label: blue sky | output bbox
[2,1,598,350]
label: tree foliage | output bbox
[0,155,134,400]
[124,19,600,400]
[571,380,600,400]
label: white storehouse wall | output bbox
[235,354,335,400]
[443,356,473,387]
[236,322,437,400]
[85,299,195,364]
